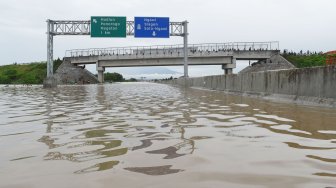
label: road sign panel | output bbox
[91,16,126,38]
[134,17,169,38]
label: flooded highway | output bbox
[0,82,335,188]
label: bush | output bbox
[104,72,124,82]
[4,69,18,80]
[0,75,10,84]
[21,74,37,84]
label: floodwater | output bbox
[0,83,335,188]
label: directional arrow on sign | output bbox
[93,19,97,24]
[152,31,156,37]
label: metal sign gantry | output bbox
[46,19,188,78]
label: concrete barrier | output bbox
[163,66,336,107]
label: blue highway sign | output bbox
[134,17,169,38]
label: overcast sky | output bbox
[0,0,335,77]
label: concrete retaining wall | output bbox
[165,66,336,107]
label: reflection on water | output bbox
[0,83,336,187]
[75,160,120,174]
[124,165,184,175]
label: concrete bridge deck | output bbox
[63,42,280,82]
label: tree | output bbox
[104,72,124,82]
[53,58,62,73]
[283,49,288,55]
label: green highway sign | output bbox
[90,16,126,38]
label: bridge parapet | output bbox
[65,41,279,59]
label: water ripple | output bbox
[1,83,336,187]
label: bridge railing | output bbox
[65,41,279,57]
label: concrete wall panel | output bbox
[166,66,336,100]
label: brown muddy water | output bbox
[0,83,335,188]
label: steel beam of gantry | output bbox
[46,19,188,78]
[46,20,91,78]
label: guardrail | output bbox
[65,41,279,57]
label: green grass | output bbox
[282,54,326,68]
[0,58,62,84]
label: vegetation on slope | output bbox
[0,58,134,85]
[282,50,327,68]
[0,58,62,84]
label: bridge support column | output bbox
[222,57,236,75]
[224,69,233,75]
[98,69,105,83]
[97,64,105,83]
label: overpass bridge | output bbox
[64,41,279,83]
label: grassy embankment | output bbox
[282,53,327,68]
[0,59,132,84]
[0,59,62,84]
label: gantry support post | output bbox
[47,19,53,78]
[183,21,189,78]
